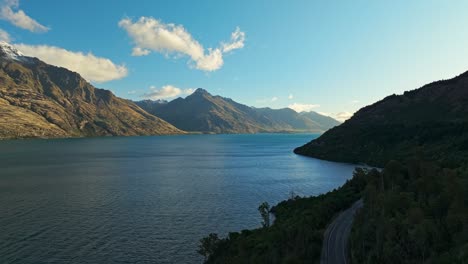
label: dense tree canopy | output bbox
[350,160,468,263]
[200,160,468,263]
[198,169,368,263]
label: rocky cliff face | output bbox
[0,41,183,139]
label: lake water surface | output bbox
[0,134,358,263]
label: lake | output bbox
[0,134,358,264]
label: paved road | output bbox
[320,199,363,264]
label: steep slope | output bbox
[255,107,322,131]
[300,111,341,131]
[0,42,183,139]
[136,89,339,134]
[295,70,468,167]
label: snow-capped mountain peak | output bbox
[0,41,28,62]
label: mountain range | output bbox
[135,89,339,134]
[0,42,183,139]
[295,70,468,166]
[0,42,339,139]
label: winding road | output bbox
[320,199,363,264]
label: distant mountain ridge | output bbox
[295,70,468,166]
[136,88,340,134]
[0,41,339,139]
[0,41,183,139]
[299,111,343,131]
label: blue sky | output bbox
[2,0,468,121]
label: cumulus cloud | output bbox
[119,17,245,71]
[288,103,320,112]
[221,27,245,52]
[141,85,194,100]
[0,0,49,33]
[288,94,293,100]
[0,28,10,41]
[335,111,353,122]
[14,44,128,82]
[195,48,223,71]
[132,47,150,56]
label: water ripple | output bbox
[0,134,357,263]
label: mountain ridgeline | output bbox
[202,70,468,263]
[0,42,183,139]
[289,67,468,263]
[295,70,468,167]
[0,41,339,139]
[136,89,340,134]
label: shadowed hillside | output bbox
[295,71,468,167]
[136,88,340,134]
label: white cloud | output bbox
[221,27,245,52]
[118,17,245,71]
[317,111,332,117]
[185,88,195,94]
[288,94,293,100]
[127,90,137,95]
[350,100,360,104]
[303,109,354,122]
[288,103,320,112]
[141,85,194,100]
[0,0,49,33]
[335,111,353,122]
[132,47,150,56]
[194,48,223,71]
[0,28,10,42]
[14,43,128,83]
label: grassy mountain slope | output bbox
[0,43,183,139]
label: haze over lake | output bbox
[0,134,358,263]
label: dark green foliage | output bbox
[295,70,468,168]
[200,70,468,263]
[258,202,271,228]
[201,160,468,263]
[350,160,468,264]
[200,169,369,263]
[295,121,468,168]
[198,233,222,261]
[291,70,468,262]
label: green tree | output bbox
[258,202,271,228]
[197,233,221,261]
